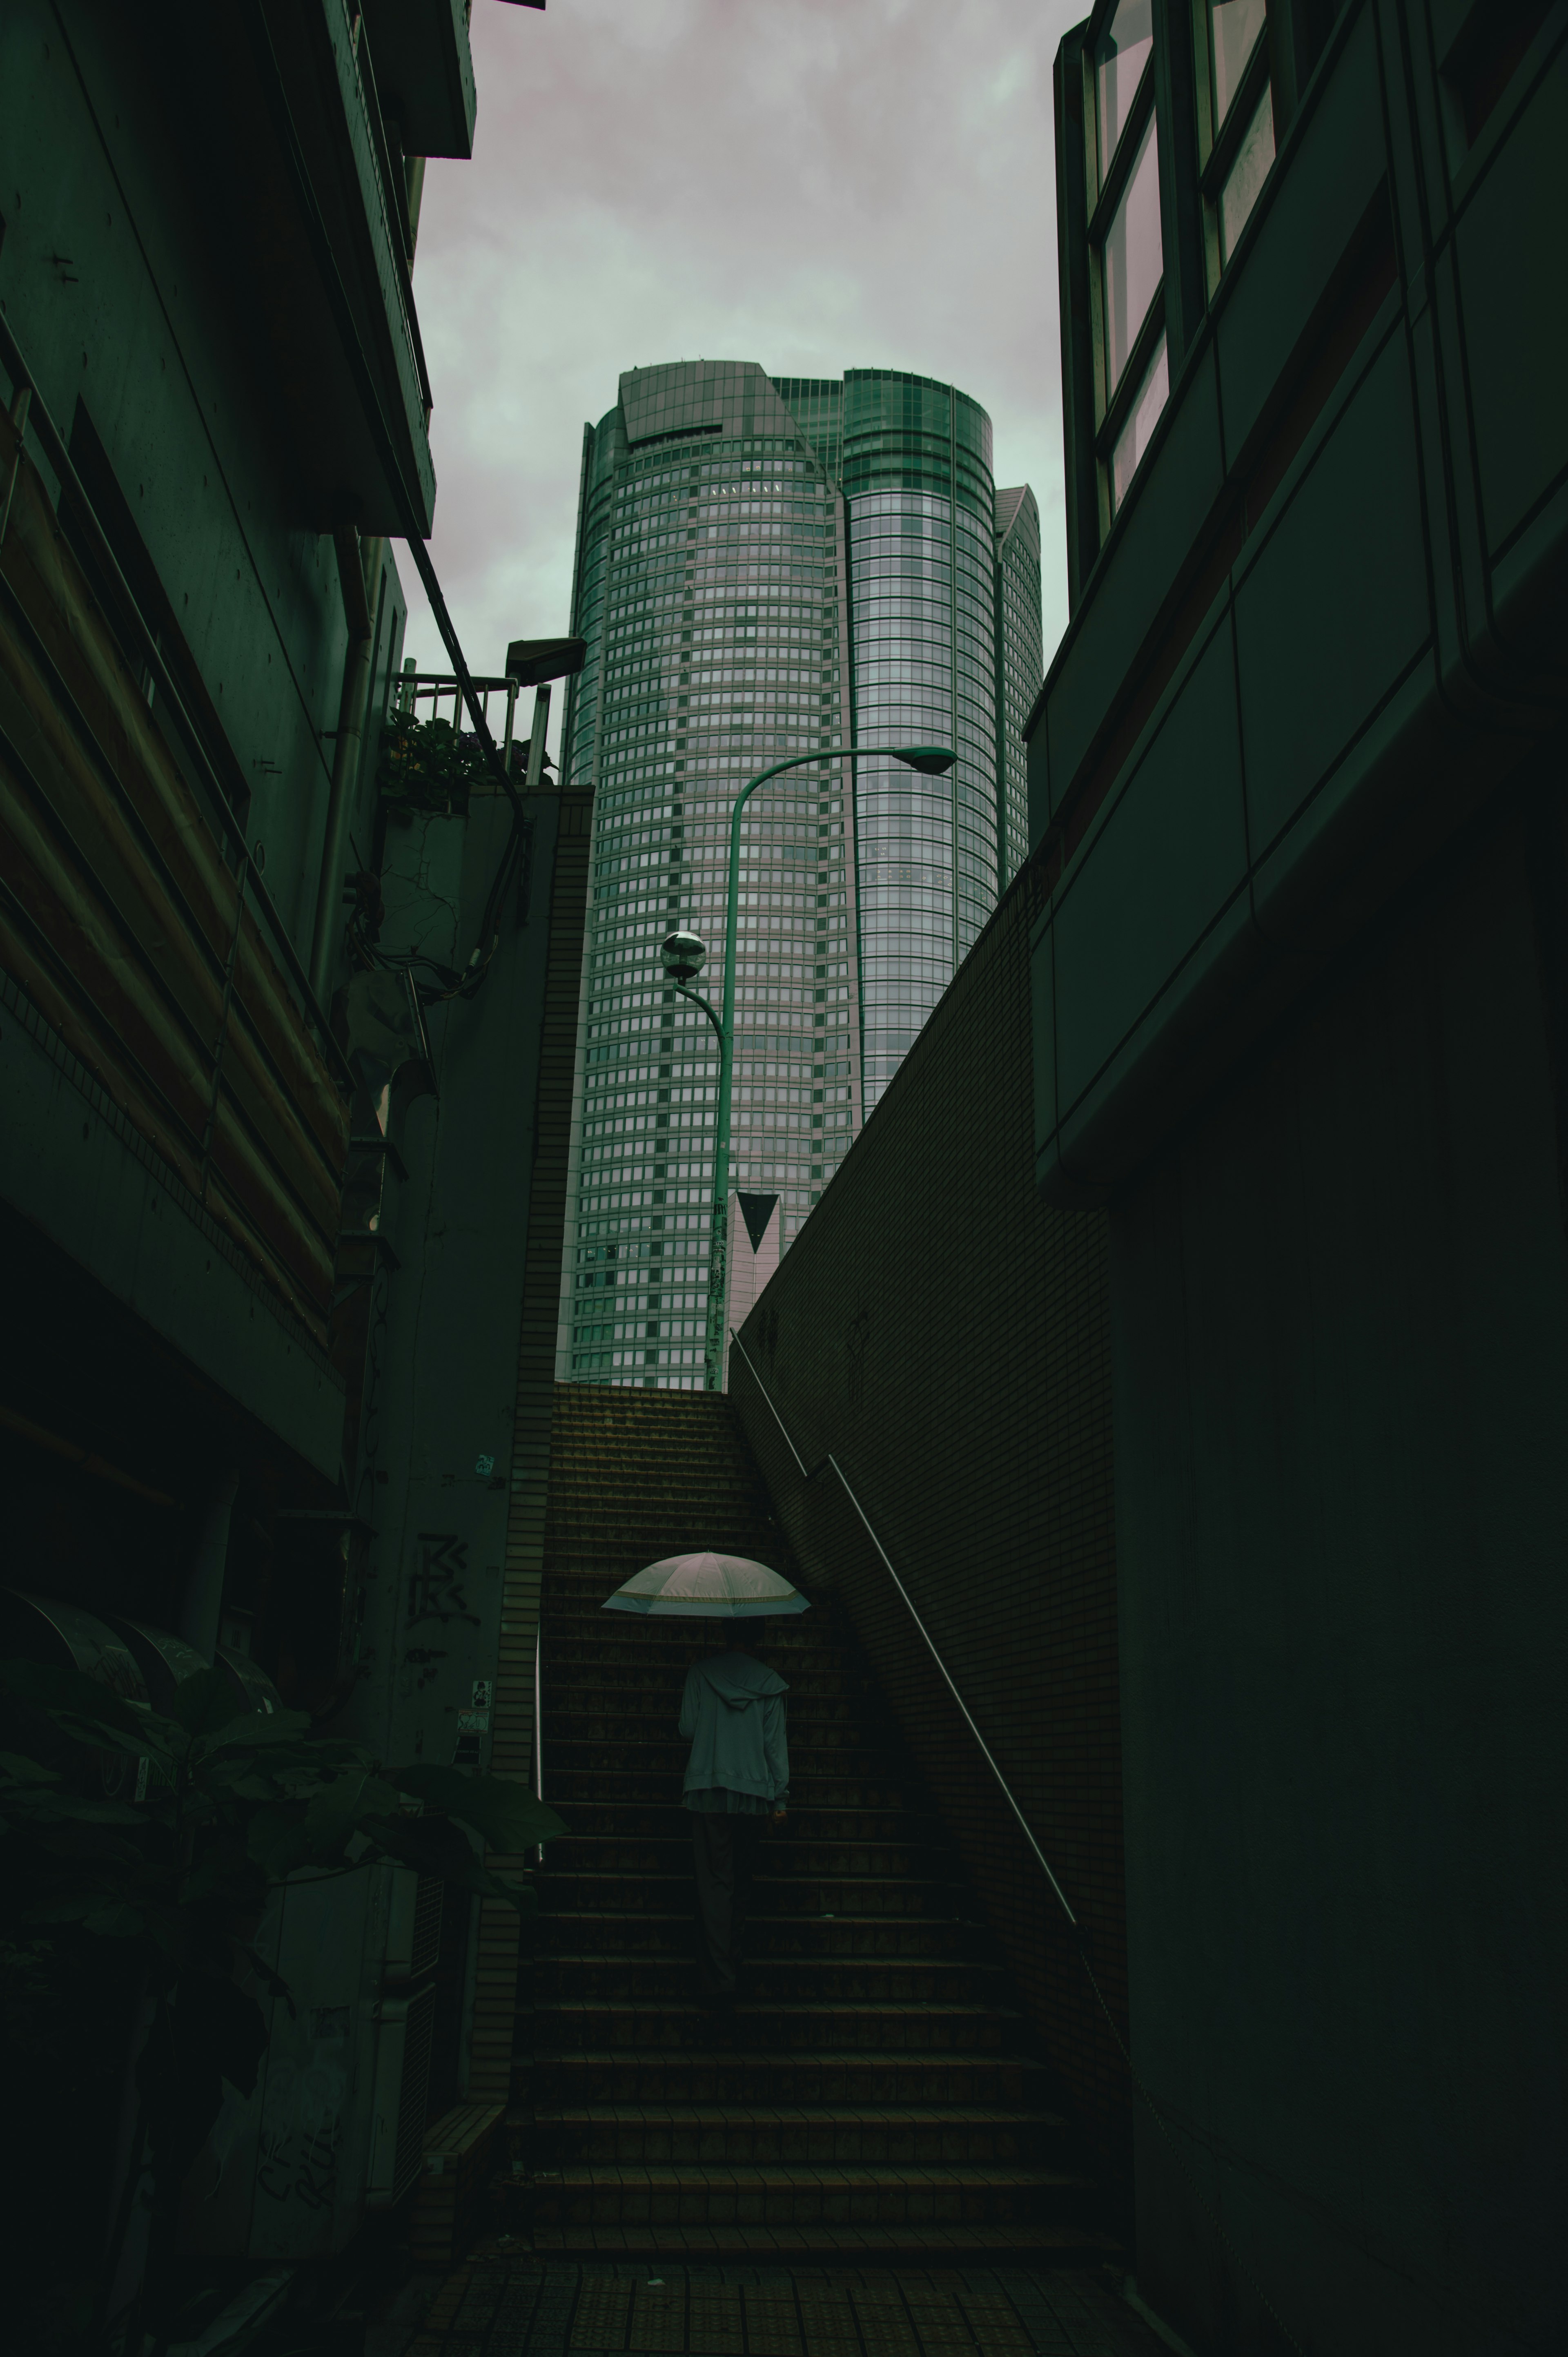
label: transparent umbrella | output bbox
[603,1551,810,1619]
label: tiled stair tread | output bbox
[536,1968,1008,1991]
[544,1777,917,1800]
[547,1793,936,1812]
[539,1938,982,1956]
[530,2223,1122,2254]
[546,2165,1089,2191]
[533,2049,1045,2078]
[539,1913,977,1933]
[548,1746,886,1765]
[535,1953,1003,1974]
[534,2000,1022,2023]
[536,2104,1067,2129]
[546,1854,962,1877]
[546,1709,865,1730]
[543,1669,851,1688]
[542,1657,855,1679]
[543,1662,846,1679]
[540,1880,968,1911]
[544,1617,842,1635]
[544,1810,923,1830]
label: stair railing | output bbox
[533,1625,544,1865]
[728,1327,1078,1931]
[726,1324,1311,2356]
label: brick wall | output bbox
[730,857,1129,2186]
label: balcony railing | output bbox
[212,0,437,537]
[0,341,352,1351]
[334,0,434,445]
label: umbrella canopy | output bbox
[604,1551,810,1619]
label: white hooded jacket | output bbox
[677,1649,790,1805]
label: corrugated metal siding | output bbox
[0,403,347,1344]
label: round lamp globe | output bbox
[661,928,707,984]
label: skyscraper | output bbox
[556,361,1042,1390]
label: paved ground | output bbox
[385,2254,1175,2357]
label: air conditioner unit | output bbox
[365,1982,437,2208]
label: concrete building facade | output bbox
[0,0,577,2332]
[1028,0,1568,2347]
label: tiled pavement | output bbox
[399,2256,1173,2357]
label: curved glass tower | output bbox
[556,362,1041,1389]
[790,373,1019,1110]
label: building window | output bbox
[1111,333,1169,510]
[1095,0,1153,169]
[1209,0,1267,125]
[1102,111,1164,395]
[1087,0,1167,519]
[1220,83,1277,261]
[1198,0,1276,285]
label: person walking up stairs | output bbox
[680,1618,791,2018]
[522,1386,1116,2261]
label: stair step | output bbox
[544,1702,865,1733]
[530,2000,1023,2055]
[531,1956,1009,2004]
[525,2048,1049,2107]
[540,1636,852,1662]
[530,2219,1120,2258]
[543,1774,916,1810]
[542,1866,967,1904]
[537,1912,979,1958]
[539,1643,843,1673]
[545,1736,887,1768]
[544,1832,948,1865]
[537,1798,929,1833]
[529,2161,1096,2229]
[522,1387,1114,2260]
[532,2103,1069,2166]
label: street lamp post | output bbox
[660,741,955,1394]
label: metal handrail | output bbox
[728,1326,1079,1931]
[532,1624,544,1866]
[729,1365,1312,2353]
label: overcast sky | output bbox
[401,0,1083,758]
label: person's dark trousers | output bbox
[690,1811,762,2002]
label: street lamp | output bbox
[660,742,955,1394]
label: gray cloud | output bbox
[401,0,1083,754]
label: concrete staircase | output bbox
[521,1385,1113,2260]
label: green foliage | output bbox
[376,710,494,815]
[0,1657,566,2237]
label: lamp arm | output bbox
[673,981,726,1051]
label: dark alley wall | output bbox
[1109,751,1568,2357]
[729,864,1129,2189]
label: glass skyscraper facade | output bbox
[555,361,1042,1389]
[995,484,1043,892]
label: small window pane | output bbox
[1111,334,1169,511]
[1220,84,1276,261]
[1095,0,1154,184]
[1102,111,1163,396]
[1209,0,1267,131]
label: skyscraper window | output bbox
[555,362,1042,1390]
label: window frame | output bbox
[1191,0,1277,290]
[1083,7,1168,533]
